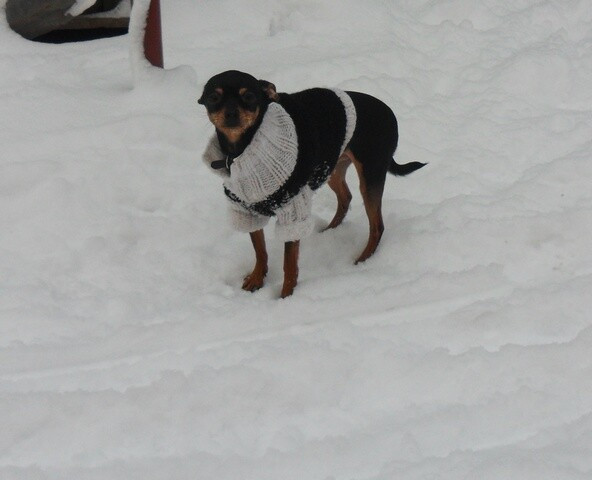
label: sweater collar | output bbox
[208,102,295,176]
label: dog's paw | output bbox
[280,278,297,298]
[242,271,266,292]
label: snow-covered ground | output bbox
[2,0,592,478]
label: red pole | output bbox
[143,0,163,68]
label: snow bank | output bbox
[127,0,154,84]
[1,0,591,478]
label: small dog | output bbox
[199,70,425,297]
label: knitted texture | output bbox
[224,103,298,203]
[202,134,229,179]
[275,185,314,241]
[203,91,357,240]
[227,201,269,232]
[334,89,357,156]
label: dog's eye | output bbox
[242,91,257,104]
[207,92,222,105]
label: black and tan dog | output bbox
[199,70,425,298]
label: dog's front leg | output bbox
[242,229,268,292]
[281,240,299,298]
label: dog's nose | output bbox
[224,107,240,127]
[225,108,239,121]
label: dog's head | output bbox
[198,70,278,148]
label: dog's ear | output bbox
[259,80,279,101]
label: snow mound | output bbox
[1,0,591,478]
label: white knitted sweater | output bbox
[203,90,356,241]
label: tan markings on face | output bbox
[207,110,225,129]
[208,106,260,144]
[239,87,248,95]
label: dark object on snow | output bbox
[6,0,129,41]
[198,70,426,298]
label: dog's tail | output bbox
[388,159,427,176]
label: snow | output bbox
[1,0,592,478]
[69,0,132,20]
[66,0,97,18]
[128,0,156,83]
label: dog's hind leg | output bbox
[242,229,268,291]
[323,152,353,231]
[352,154,386,265]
